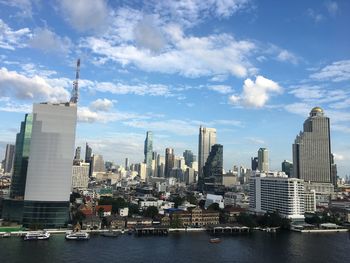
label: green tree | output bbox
[128,203,140,216]
[99,197,128,213]
[237,213,257,228]
[72,210,86,226]
[98,207,105,218]
[207,203,220,211]
[170,215,183,228]
[173,196,185,208]
[144,206,159,219]
[186,194,198,205]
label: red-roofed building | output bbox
[95,205,113,217]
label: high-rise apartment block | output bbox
[165,148,174,177]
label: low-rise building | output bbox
[119,207,129,217]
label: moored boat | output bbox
[101,231,120,237]
[65,231,90,240]
[24,231,50,241]
[0,232,11,238]
[209,238,221,243]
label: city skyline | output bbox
[0,1,349,176]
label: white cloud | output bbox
[29,28,72,54]
[78,106,143,123]
[0,67,70,102]
[83,30,255,78]
[246,137,266,145]
[0,0,33,17]
[90,98,114,112]
[325,1,338,16]
[333,153,345,161]
[229,75,282,108]
[310,60,350,82]
[208,85,233,94]
[59,0,109,32]
[0,101,31,113]
[307,8,324,23]
[0,19,30,50]
[152,0,250,27]
[133,15,166,52]
[82,80,172,97]
[284,102,312,116]
[277,50,299,65]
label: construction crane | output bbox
[70,58,80,104]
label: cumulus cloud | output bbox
[0,67,70,102]
[29,28,72,54]
[90,98,114,112]
[307,9,324,23]
[0,19,30,50]
[78,106,142,123]
[310,60,350,82]
[276,50,299,65]
[229,75,282,108]
[133,15,166,52]
[325,1,338,16]
[59,0,109,32]
[208,85,233,94]
[0,0,33,17]
[83,30,255,78]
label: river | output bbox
[0,231,349,263]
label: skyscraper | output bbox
[91,154,105,174]
[293,107,332,183]
[85,143,92,163]
[258,148,269,172]
[165,148,174,177]
[198,126,216,186]
[74,146,81,160]
[183,150,196,167]
[251,157,258,171]
[10,114,33,199]
[203,144,223,184]
[3,144,15,174]
[282,160,293,177]
[125,157,129,171]
[22,102,77,228]
[144,131,153,178]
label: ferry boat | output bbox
[101,230,120,237]
[24,231,50,241]
[209,238,221,244]
[0,232,11,238]
[65,231,90,240]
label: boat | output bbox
[0,232,11,238]
[101,231,120,237]
[24,231,50,241]
[65,231,90,240]
[209,238,221,244]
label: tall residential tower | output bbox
[198,126,216,187]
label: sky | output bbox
[0,0,349,176]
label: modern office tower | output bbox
[184,167,195,184]
[23,102,77,228]
[85,143,92,163]
[183,150,195,167]
[10,114,33,200]
[125,158,129,171]
[198,126,217,186]
[249,172,305,220]
[165,148,174,177]
[144,131,153,177]
[156,155,165,178]
[251,157,258,171]
[72,162,90,189]
[74,146,81,160]
[330,154,337,187]
[3,144,15,174]
[282,160,293,177]
[203,144,223,185]
[258,148,269,172]
[138,162,147,182]
[91,154,105,174]
[293,107,332,183]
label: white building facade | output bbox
[249,172,305,220]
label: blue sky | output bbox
[0,0,349,176]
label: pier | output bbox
[134,227,169,236]
[207,225,250,235]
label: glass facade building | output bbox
[144,131,153,178]
[203,144,223,184]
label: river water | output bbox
[0,231,349,263]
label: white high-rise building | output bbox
[198,126,216,186]
[249,172,305,220]
[23,102,77,227]
[258,148,269,172]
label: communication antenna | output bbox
[70,59,80,104]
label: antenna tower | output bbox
[70,58,80,104]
